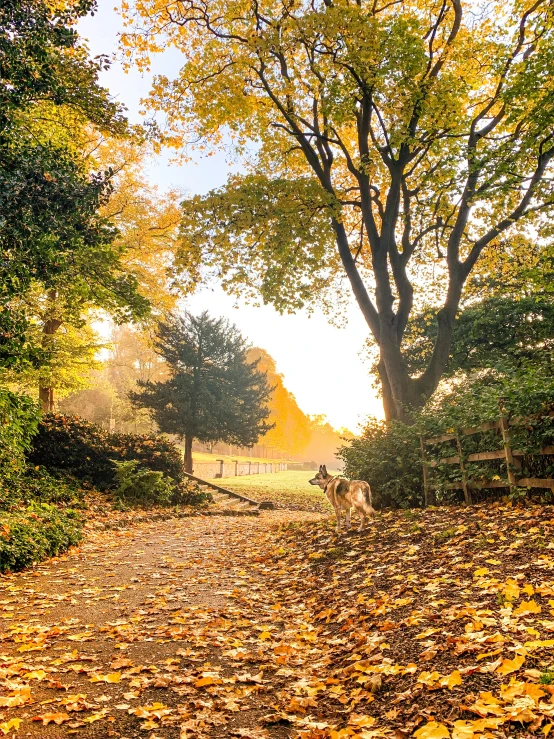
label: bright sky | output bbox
[78,3,384,431]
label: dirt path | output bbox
[4,502,554,739]
[0,510,322,739]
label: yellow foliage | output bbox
[92,137,185,313]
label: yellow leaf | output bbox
[258,631,272,640]
[522,583,535,596]
[23,670,47,681]
[524,639,554,649]
[0,688,31,708]
[0,718,21,735]
[452,718,504,739]
[90,672,121,684]
[83,709,108,724]
[473,568,489,577]
[418,670,440,687]
[195,676,214,687]
[514,600,541,616]
[496,654,525,675]
[413,721,450,739]
[415,628,438,639]
[440,670,462,689]
[503,579,520,600]
[349,714,375,727]
[451,722,475,739]
[32,712,70,726]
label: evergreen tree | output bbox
[130,312,273,472]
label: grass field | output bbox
[209,470,335,512]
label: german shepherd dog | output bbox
[309,465,375,533]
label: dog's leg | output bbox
[345,508,351,530]
[358,512,365,532]
[335,507,341,533]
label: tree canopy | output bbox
[130,312,273,471]
[123,0,554,421]
[0,0,125,130]
[0,0,148,379]
[403,294,554,378]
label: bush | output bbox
[0,467,85,510]
[171,481,213,507]
[0,503,83,573]
[28,414,185,490]
[340,362,554,509]
[0,390,39,477]
[339,419,423,510]
[112,460,173,507]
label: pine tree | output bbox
[130,312,273,472]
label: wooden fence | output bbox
[193,460,288,480]
[421,412,554,506]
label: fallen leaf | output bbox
[413,721,450,739]
[496,654,525,675]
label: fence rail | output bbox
[421,411,554,505]
[193,460,288,480]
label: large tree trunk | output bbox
[39,386,54,414]
[377,318,457,423]
[377,359,398,422]
[39,291,62,414]
[184,435,194,474]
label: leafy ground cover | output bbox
[0,503,83,573]
[213,470,334,512]
[0,500,553,738]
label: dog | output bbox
[309,465,375,533]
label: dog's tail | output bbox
[362,482,374,514]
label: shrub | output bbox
[112,460,173,507]
[0,390,39,477]
[171,481,213,507]
[28,414,185,490]
[338,419,423,509]
[112,460,212,507]
[340,363,554,509]
[0,503,83,573]
[0,467,85,510]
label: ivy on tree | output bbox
[130,312,274,472]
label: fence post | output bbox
[420,437,431,507]
[456,432,472,505]
[499,415,520,493]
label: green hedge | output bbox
[28,414,208,507]
[340,364,554,509]
[0,467,86,511]
[0,389,39,476]
[0,503,83,572]
[29,414,184,489]
[339,419,424,510]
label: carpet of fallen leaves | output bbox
[1,501,554,739]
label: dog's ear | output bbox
[322,464,327,475]
[319,465,323,473]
